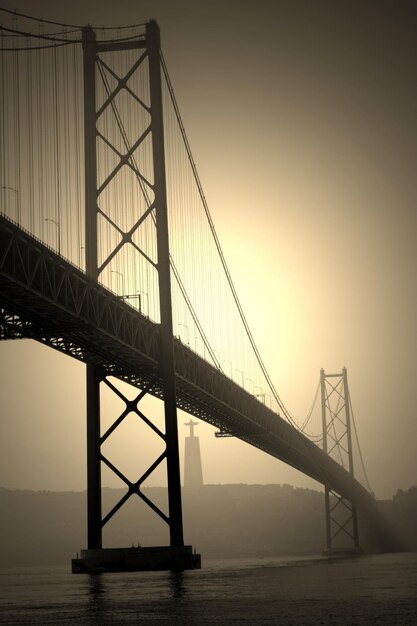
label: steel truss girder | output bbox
[0,309,34,340]
[0,215,375,488]
[0,215,400,551]
[0,215,159,369]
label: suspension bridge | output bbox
[0,10,400,571]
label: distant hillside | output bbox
[0,484,415,567]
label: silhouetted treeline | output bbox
[183,484,325,558]
[0,484,415,567]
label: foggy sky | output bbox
[0,0,416,499]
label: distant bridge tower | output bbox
[184,419,204,487]
[321,367,360,553]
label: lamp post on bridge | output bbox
[245,378,254,393]
[137,290,148,315]
[115,290,148,314]
[44,218,61,256]
[213,349,221,370]
[179,323,190,345]
[194,335,207,359]
[235,369,244,387]
[223,360,232,378]
[110,270,124,297]
[254,386,265,403]
[1,186,19,221]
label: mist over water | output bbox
[1,553,416,625]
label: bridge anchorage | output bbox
[0,15,403,573]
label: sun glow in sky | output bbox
[0,0,416,500]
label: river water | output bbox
[1,552,416,625]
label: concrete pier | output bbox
[322,546,363,557]
[72,545,201,573]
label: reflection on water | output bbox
[84,569,188,623]
[169,571,186,599]
[1,553,417,625]
[86,574,112,622]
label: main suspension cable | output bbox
[0,6,82,29]
[0,6,146,31]
[300,377,320,432]
[160,50,325,441]
[349,394,373,494]
[0,25,81,43]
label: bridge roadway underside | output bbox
[0,214,401,551]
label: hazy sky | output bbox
[0,0,416,499]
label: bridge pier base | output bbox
[71,546,201,573]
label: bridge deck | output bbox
[0,213,400,551]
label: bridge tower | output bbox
[321,367,360,554]
[73,20,200,572]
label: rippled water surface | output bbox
[1,552,417,624]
